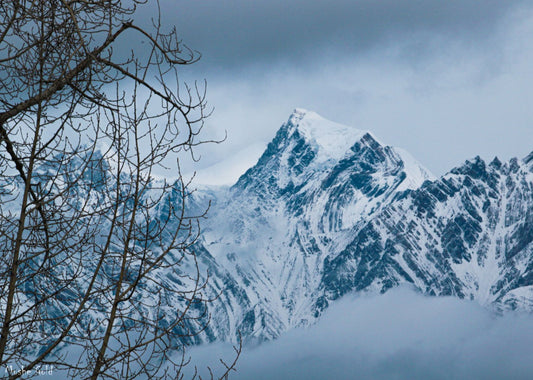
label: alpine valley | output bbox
[185,108,533,344]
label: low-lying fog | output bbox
[188,287,533,380]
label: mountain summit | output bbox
[286,108,368,162]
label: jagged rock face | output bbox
[195,109,533,343]
[318,154,533,312]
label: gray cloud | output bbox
[187,288,533,380]
[160,0,527,72]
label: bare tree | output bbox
[0,0,238,378]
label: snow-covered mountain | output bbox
[6,109,532,349]
[189,109,533,343]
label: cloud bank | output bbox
[161,0,528,72]
[188,288,533,380]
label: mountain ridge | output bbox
[6,109,532,349]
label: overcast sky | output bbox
[149,0,533,180]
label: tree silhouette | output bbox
[0,1,238,378]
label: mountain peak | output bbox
[286,109,368,163]
[489,156,502,169]
[288,107,312,123]
[234,109,433,194]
